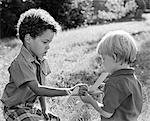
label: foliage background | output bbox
[1,0,150,38]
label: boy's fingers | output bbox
[76,84,88,89]
[79,85,88,91]
[47,113,61,121]
[79,88,88,95]
[89,90,102,95]
[71,93,79,96]
[42,113,49,120]
[70,84,89,96]
[79,90,89,96]
[70,83,88,92]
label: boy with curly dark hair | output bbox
[1,8,85,121]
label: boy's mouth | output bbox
[43,51,47,56]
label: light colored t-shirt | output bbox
[1,46,51,107]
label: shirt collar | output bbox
[109,68,135,77]
[20,46,45,64]
[20,46,35,63]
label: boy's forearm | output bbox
[39,96,46,112]
[90,100,112,118]
[36,85,69,97]
[91,100,103,114]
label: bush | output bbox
[92,0,138,23]
[144,0,150,9]
[39,0,93,30]
[0,0,94,38]
[132,32,150,86]
[134,43,150,85]
[1,0,149,39]
[0,0,37,38]
[134,0,146,18]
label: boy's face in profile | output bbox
[28,29,54,58]
[101,54,116,73]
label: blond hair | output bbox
[96,30,137,64]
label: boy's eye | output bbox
[43,41,47,44]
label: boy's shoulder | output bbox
[10,46,35,67]
[109,68,135,79]
[16,46,35,62]
[106,69,135,86]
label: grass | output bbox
[1,17,150,120]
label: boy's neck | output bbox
[111,63,131,74]
[23,44,36,58]
[23,45,45,62]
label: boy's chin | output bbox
[42,52,48,57]
[37,55,45,59]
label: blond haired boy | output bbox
[80,30,143,121]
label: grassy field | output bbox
[1,16,150,120]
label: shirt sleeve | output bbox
[9,60,37,87]
[102,82,130,113]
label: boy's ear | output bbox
[24,34,32,44]
[112,54,117,62]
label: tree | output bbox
[134,0,146,19]
[0,0,36,38]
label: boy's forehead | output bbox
[37,29,54,39]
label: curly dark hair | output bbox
[16,8,61,44]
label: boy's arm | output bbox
[66,72,108,112]
[27,80,70,97]
[39,97,52,120]
[90,99,113,118]
[80,92,113,118]
[26,80,86,97]
[39,96,46,113]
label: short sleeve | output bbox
[9,60,37,87]
[102,83,130,113]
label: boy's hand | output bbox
[89,90,103,101]
[70,83,88,92]
[69,83,88,96]
[78,84,88,96]
[42,112,49,120]
[80,91,94,104]
[42,110,60,121]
